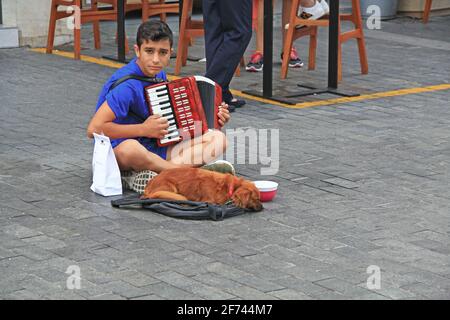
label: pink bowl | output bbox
[254,181,279,202]
[259,189,278,202]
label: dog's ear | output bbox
[231,183,263,211]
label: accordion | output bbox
[144,76,222,147]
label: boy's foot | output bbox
[121,170,158,194]
[280,47,304,68]
[202,160,236,175]
[246,52,264,72]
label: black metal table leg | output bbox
[243,0,359,105]
[103,0,128,63]
[328,0,339,89]
[262,0,273,98]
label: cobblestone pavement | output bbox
[0,8,449,299]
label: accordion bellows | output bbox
[145,76,223,147]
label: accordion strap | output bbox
[109,74,165,92]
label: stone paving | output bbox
[0,6,450,299]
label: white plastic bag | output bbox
[90,133,122,196]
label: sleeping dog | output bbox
[142,167,263,211]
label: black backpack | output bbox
[111,196,259,221]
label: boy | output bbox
[87,20,233,193]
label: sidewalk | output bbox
[0,11,449,299]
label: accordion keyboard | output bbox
[146,84,183,145]
[145,76,219,147]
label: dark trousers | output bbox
[202,0,252,103]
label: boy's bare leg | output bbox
[114,139,183,173]
[114,130,227,173]
[167,130,228,166]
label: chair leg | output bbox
[352,0,368,75]
[337,18,342,82]
[182,37,189,66]
[234,66,241,77]
[280,0,300,79]
[74,24,81,60]
[234,57,245,77]
[175,0,192,75]
[159,0,167,21]
[356,35,368,75]
[93,22,101,49]
[240,57,246,67]
[124,35,130,54]
[46,0,57,54]
[91,0,101,49]
[308,27,317,70]
[423,0,432,23]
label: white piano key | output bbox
[167,125,178,132]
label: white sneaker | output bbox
[300,0,326,20]
[121,170,158,194]
[319,0,330,15]
[284,0,327,29]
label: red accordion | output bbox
[144,76,222,147]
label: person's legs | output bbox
[246,0,264,72]
[116,131,228,171]
[204,0,252,103]
[166,130,228,166]
[281,0,316,68]
[116,133,231,193]
[114,139,182,173]
[202,0,223,74]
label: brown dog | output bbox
[142,168,263,211]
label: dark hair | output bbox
[136,20,173,48]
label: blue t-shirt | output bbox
[95,58,168,159]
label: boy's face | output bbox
[135,39,172,77]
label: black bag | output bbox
[111,196,257,221]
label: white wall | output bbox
[2,0,73,47]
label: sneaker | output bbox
[280,47,304,68]
[284,0,327,30]
[202,160,235,175]
[319,0,330,15]
[227,98,246,108]
[300,0,326,20]
[121,170,158,194]
[245,52,264,72]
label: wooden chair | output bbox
[423,0,433,23]
[47,0,119,59]
[122,0,179,22]
[175,0,243,76]
[103,0,178,53]
[281,0,368,82]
